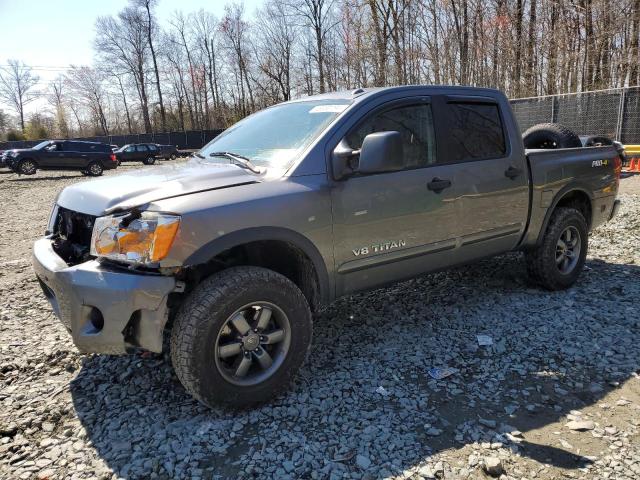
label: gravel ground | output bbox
[0,165,639,480]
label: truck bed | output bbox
[522,145,621,246]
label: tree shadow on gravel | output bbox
[71,254,640,479]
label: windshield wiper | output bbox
[209,151,261,174]
[193,152,205,159]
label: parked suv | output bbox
[156,144,179,160]
[5,140,117,176]
[33,86,621,408]
[114,143,160,165]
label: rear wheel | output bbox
[170,153,177,160]
[143,156,156,165]
[17,159,37,175]
[525,207,588,290]
[86,161,104,176]
[170,266,313,408]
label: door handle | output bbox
[427,177,452,193]
[505,166,523,179]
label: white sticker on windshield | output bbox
[309,104,348,114]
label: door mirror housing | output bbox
[332,131,405,180]
[358,131,404,174]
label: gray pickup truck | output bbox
[33,86,621,407]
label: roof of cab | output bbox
[287,85,505,104]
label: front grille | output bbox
[51,207,96,265]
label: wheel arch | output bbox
[536,185,593,245]
[182,227,331,310]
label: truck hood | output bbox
[56,160,262,216]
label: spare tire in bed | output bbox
[522,123,582,149]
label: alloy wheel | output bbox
[214,302,291,386]
[20,160,36,174]
[89,163,102,175]
[555,225,581,274]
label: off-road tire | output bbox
[86,161,104,176]
[522,123,582,149]
[143,156,156,165]
[526,207,588,290]
[170,266,313,408]
[17,159,37,175]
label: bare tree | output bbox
[255,0,296,101]
[287,0,338,93]
[220,3,255,116]
[0,60,39,131]
[65,66,110,135]
[48,76,70,138]
[95,7,153,133]
[135,0,167,131]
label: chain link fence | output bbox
[510,86,640,144]
[4,89,640,150]
[0,129,224,151]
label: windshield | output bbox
[33,141,52,150]
[199,100,351,169]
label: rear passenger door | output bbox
[63,142,87,167]
[68,142,91,167]
[435,96,529,255]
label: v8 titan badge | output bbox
[352,240,406,257]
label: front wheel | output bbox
[525,207,588,290]
[143,156,156,165]
[17,159,37,175]
[170,266,312,408]
[170,153,177,160]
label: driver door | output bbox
[331,99,459,296]
[41,141,68,168]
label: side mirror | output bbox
[358,131,404,174]
[331,131,404,180]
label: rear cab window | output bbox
[441,100,506,162]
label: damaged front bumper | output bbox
[32,237,176,354]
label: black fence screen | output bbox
[0,129,224,151]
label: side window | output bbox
[346,104,436,168]
[125,146,134,152]
[136,145,148,152]
[443,103,506,161]
[75,143,91,152]
[148,144,157,151]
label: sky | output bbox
[0,0,262,116]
